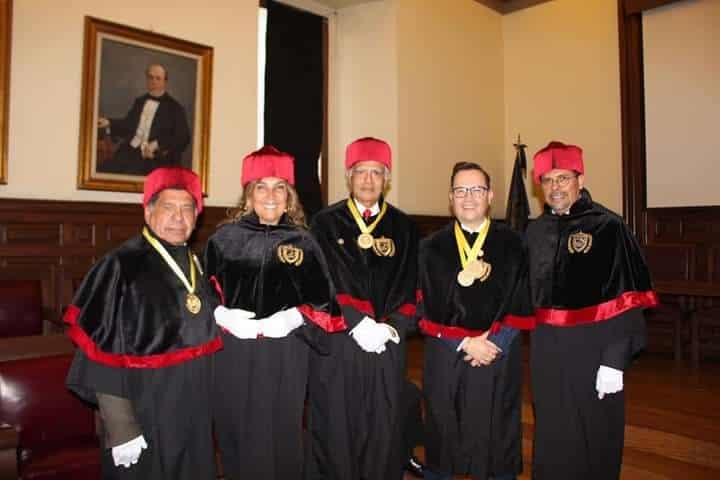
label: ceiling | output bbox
[310,0,552,14]
[474,0,552,15]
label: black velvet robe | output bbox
[101,93,191,175]
[203,214,338,480]
[418,221,534,479]
[525,190,658,480]
[307,199,419,480]
[65,231,222,480]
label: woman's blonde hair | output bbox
[220,179,307,227]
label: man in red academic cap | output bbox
[526,142,658,480]
[307,137,419,480]
[65,166,222,480]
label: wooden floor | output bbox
[404,335,720,480]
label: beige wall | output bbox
[332,0,505,215]
[643,0,720,208]
[333,0,623,217]
[330,0,400,205]
[502,0,623,215]
[397,0,505,215]
[2,0,258,207]
[3,0,627,218]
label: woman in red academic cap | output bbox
[204,146,344,480]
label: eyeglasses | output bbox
[351,166,386,179]
[451,185,489,199]
[540,173,578,188]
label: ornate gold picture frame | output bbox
[0,0,12,184]
[77,16,213,193]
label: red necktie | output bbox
[363,209,371,221]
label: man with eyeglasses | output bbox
[307,137,419,480]
[526,141,658,480]
[417,162,535,480]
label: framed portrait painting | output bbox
[0,0,12,185]
[78,16,213,193]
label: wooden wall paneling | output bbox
[102,222,141,250]
[697,307,720,358]
[619,0,720,360]
[191,205,228,251]
[680,209,720,243]
[646,207,720,244]
[64,222,95,247]
[4,222,60,246]
[644,244,693,282]
[0,199,239,327]
[0,199,453,329]
[646,211,682,244]
[56,262,95,318]
[710,245,720,283]
[412,214,451,238]
[645,207,720,283]
[0,261,59,331]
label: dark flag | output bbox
[505,136,530,232]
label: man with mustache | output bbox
[526,141,658,480]
[65,167,221,479]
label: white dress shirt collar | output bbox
[459,217,488,233]
[353,198,380,216]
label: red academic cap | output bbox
[345,137,392,171]
[143,166,203,213]
[532,141,584,184]
[241,146,295,186]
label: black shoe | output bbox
[404,455,425,478]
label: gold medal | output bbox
[475,260,492,282]
[466,258,492,282]
[357,232,374,249]
[457,269,475,287]
[143,227,203,315]
[186,293,202,314]
[347,199,388,254]
[454,220,491,285]
[465,259,483,277]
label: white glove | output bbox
[350,317,399,354]
[595,365,623,399]
[375,324,400,353]
[112,434,147,468]
[259,308,304,338]
[214,306,259,339]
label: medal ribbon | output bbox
[142,227,197,295]
[346,198,388,236]
[454,219,490,269]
